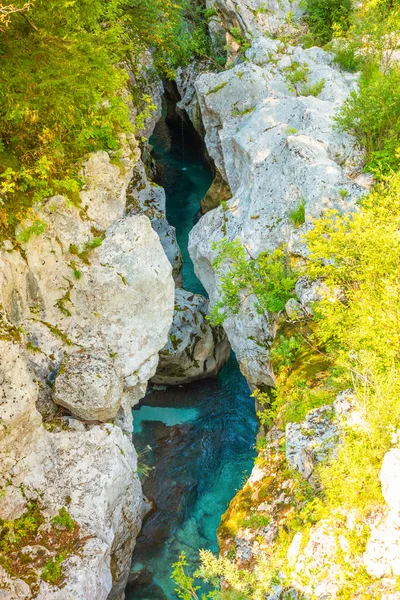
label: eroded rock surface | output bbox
[189,38,365,386]
[0,139,175,598]
[152,288,230,385]
[53,351,123,422]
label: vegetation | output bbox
[304,0,352,45]
[0,499,83,592]
[288,199,306,227]
[208,240,297,326]
[177,1,400,597]
[0,0,214,241]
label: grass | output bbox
[300,78,325,97]
[289,200,306,227]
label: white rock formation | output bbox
[189,37,365,386]
[207,0,304,43]
[0,341,144,600]
[286,405,338,480]
[152,288,230,385]
[364,447,400,581]
[127,158,183,280]
[0,142,175,598]
[53,350,124,422]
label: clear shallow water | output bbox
[126,112,257,600]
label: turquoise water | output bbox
[126,113,257,599]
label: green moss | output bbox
[40,321,75,346]
[232,106,255,118]
[207,81,229,95]
[41,553,66,585]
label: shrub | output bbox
[304,0,353,45]
[336,65,400,175]
[306,172,400,511]
[208,240,297,325]
[51,507,74,532]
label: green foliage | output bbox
[239,514,271,528]
[16,217,47,243]
[283,61,309,94]
[228,26,251,51]
[336,65,400,175]
[208,240,297,325]
[304,0,353,45]
[0,501,44,550]
[207,82,229,95]
[305,172,400,511]
[300,78,325,97]
[231,106,255,118]
[41,553,66,584]
[171,551,219,600]
[0,0,212,240]
[270,335,301,368]
[51,507,74,532]
[289,199,306,227]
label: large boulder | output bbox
[127,159,183,281]
[152,288,231,385]
[53,351,123,422]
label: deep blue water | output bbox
[126,111,257,600]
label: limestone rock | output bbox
[53,351,123,422]
[364,510,400,578]
[286,406,338,480]
[381,448,400,513]
[127,160,183,281]
[210,0,304,39]
[201,170,232,214]
[80,148,136,230]
[152,288,231,385]
[0,341,144,600]
[189,39,364,386]
[151,217,183,279]
[0,140,175,598]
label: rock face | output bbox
[0,341,144,600]
[200,170,232,214]
[152,288,230,385]
[0,136,175,598]
[286,405,337,480]
[364,447,400,581]
[189,37,365,386]
[127,159,183,281]
[53,351,123,422]
[209,0,303,39]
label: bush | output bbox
[305,172,400,511]
[0,0,210,241]
[304,0,353,45]
[336,65,400,175]
[209,240,297,325]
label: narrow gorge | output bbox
[1,0,400,599]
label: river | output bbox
[126,104,258,599]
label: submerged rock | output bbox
[152,288,230,385]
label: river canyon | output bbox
[126,106,258,599]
